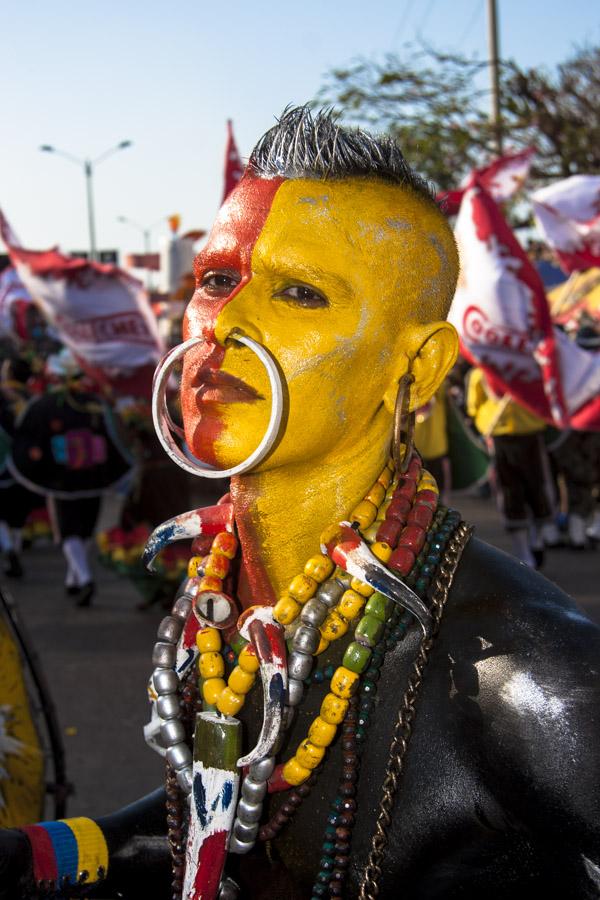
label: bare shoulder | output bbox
[436,535,600,839]
[446,534,599,657]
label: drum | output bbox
[0,587,69,826]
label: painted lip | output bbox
[193,367,262,403]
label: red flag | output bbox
[0,208,163,398]
[448,184,600,430]
[221,120,244,204]
[532,175,600,273]
[437,147,535,215]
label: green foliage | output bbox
[502,46,600,178]
[317,44,600,190]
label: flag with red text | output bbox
[448,184,600,430]
[532,175,600,273]
[437,147,535,215]
[221,120,244,204]
[0,209,163,396]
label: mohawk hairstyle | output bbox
[248,105,434,203]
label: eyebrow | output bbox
[254,255,351,297]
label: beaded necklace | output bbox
[152,452,460,899]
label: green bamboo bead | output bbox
[355,614,385,647]
[364,592,392,622]
[343,640,372,673]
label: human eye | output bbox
[199,270,241,296]
[273,284,328,309]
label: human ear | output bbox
[382,322,459,414]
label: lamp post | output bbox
[117,215,166,287]
[39,140,133,262]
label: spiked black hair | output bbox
[248,106,434,203]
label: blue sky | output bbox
[1,0,597,262]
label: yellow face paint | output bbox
[186,177,458,472]
[183,175,459,601]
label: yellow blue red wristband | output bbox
[21,816,108,888]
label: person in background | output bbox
[0,356,40,577]
[550,323,600,547]
[8,349,133,606]
[466,366,556,567]
[414,382,451,505]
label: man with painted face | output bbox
[2,108,599,900]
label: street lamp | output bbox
[117,214,165,255]
[39,140,133,262]
[117,215,166,287]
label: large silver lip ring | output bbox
[152,333,284,479]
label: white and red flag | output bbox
[438,147,535,215]
[448,184,600,430]
[0,209,163,397]
[532,175,600,273]
[221,119,244,204]
[0,266,32,339]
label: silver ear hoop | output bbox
[152,333,284,479]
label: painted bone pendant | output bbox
[143,503,234,572]
[236,606,287,768]
[322,522,433,636]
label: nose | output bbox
[213,281,264,348]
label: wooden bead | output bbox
[330,666,359,699]
[228,665,255,695]
[187,556,204,578]
[371,541,392,563]
[415,489,438,508]
[304,553,335,583]
[238,644,260,673]
[288,573,318,604]
[196,627,221,653]
[282,757,311,786]
[273,594,301,626]
[365,482,386,506]
[211,531,238,558]
[321,610,349,642]
[375,519,402,546]
[308,716,337,747]
[202,677,226,706]
[349,578,374,598]
[295,739,325,769]
[350,500,378,529]
[388,546,416,576]
[397,525,427,554]
[337,589,366,621]
[320,692,349,725]
[377,466,392,489]
[199,651,224,679]
[407,504,434,529]
[216,686,244,716]
[386,496,411,521]
[204,553,230,580]
[197,575,222,592]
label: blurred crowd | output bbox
[1,258,599,601]
[414,315,600,569]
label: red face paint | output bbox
[181,175,285,465]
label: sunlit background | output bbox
[1,0,597,261]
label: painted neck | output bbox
[230,411,392,607]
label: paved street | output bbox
[1,491,598,821]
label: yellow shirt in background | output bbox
[414,385,448,460]
[466,368,546,437]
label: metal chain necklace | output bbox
[358,521,473,900]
